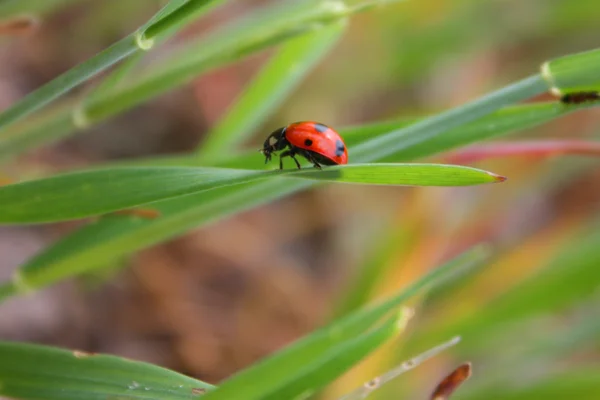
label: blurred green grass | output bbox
[0,0,600,399]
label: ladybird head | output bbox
[260,126,287,163]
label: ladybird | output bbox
[260,121,348,169]
[560,91,600,104]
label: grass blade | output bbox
[0,163,503,224]
[0,0,224,131]
[185,247,481,400]
[338,336,462,400]
[293,163,506,186]
[204,310,410,400]
[0,167,267,224]
[351,75,549,162]
[259,311,410,400]
[0,341,213,400]
[0,36,139,131]
[542,47,600,93]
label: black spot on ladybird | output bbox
[304,139,313,146]
[314,123,328,133]
[335,139,345,157]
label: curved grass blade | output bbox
[0,341,213,400]
[0,167,269,224]
[0,36,139,131]
[205,310,409,400]
[338,336,462,400]
[258,311,409,400]
[197,20,346,157]
[292,163,506,186]
[8,246,482,400]
[5,179,310,294]
[184,247,482,400]
[0,0,224,131]
[0,163,503,224]
[407,219,600,354]
[171,248,486,400]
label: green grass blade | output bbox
[180,247,485,400]
[408,220,600,354]
[332,225,416,319]
[0,167,268,224]
[259,312,408,400]
[338,336,462,400]
[293,163,505,186]
[0,36,138,131]
[542,47,600,93]
[351,75,549,162]
[80,0,351,125]
[335,246,489,337]
[10,246,480,400]
[141,0,227,42]
[0,106,73,163]
[0,163,503,224]
[0,341,213,400]
[198,20,346,157]
[205,311,407,400]
[468,222,600,329]
[0,0,224,131]
[86,52,145,101]
[0,0,365,157]
[11,179,311,292]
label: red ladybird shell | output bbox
[284,121,348,165]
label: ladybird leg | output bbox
[279,150,302,169]
[302,151,322,169]
[292,156,301,169]
[278,150,291,170]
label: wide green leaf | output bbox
[0,167,266,224]
[0,163,503,224]
[0,341,213,400]
[5,179,307,294]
